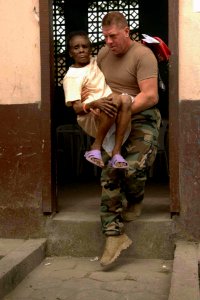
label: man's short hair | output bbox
[102,11,128,28]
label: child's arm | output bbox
[74,97,117,118]
[72,100,88,115]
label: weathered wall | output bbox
[0,0,45,238]
[0,0,41,104]
[0,104,45,238]
[179,101,200,240]
[179,0,200,100]
[0,0,200,241]
[178,0,200,239]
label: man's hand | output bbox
[90,96,118,118]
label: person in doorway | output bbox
[94,11,161,266]
[63,30,134,169]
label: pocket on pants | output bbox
[126,138,158,171]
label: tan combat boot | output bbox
[121,203,142,222]
[100,233,132,266]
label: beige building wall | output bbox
[0,0,41,104]
[1,0,199,103]
[179,0,200,100]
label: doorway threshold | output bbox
[55,178,170,222]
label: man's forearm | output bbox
[131,91,158,114]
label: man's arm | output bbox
[131,77,158,114]
[72,97,117,118]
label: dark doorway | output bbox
[52,0,169,210]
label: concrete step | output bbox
[0,238,46,299]
[45,211,175,259]
[44,180,174,259]
[0,239,25,259]
[168,240,200,300]
[1,239,200,300]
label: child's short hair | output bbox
[67,30,91,50]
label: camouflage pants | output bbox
[100,107,161,236]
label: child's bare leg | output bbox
[91,111,116,150]
[112,94,132,156]
[85,101,116,168]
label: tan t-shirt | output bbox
[97,41,158,97]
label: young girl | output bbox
[63,31,133,169]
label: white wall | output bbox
[179,0,200,100]
[0,0,41,104]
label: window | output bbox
[88,1,139,55]
[53,0,139,86]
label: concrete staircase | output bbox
[0,238,46,299]
[45,180,175,259]
[45,210,175,259]
[1,238,199,299]
[0,181,199,299]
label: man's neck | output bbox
[123,38,134,54]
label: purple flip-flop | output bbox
[84,149,104,168]
[108,154,129,169]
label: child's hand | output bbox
[81,88,90,102]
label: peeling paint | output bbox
[16,152,22,156]
[33,6,39,23]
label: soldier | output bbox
[97,11,161,266]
